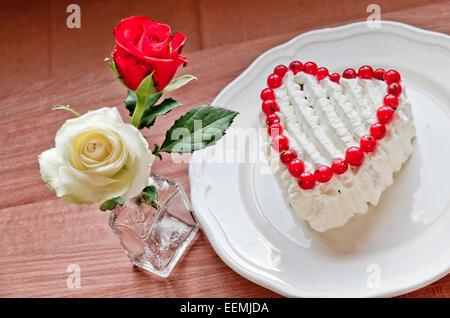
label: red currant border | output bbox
[261,61,402,190]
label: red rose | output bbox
[112,16,187,91]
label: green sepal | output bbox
[162,75,197,93]
[52,105,80,117]
[136,72,156,97]
[105,58,125,86]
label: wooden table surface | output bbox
[0,2,449,297]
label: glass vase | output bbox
[109,173,200,278]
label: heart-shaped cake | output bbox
[259,62,416,232]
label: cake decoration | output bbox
[259,61,416,231]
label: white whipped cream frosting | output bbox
[260,72,416,232]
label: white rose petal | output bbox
[39,107,155,204]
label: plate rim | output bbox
[189,20,450,298]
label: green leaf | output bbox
[159,105,239,153]
[142,186,158,200]
[136,72,156,97]
[141,186,159,209]
[124,91,180,129]
[163,75,197,93]
[139,98,183,128]
[99,196,126,211]
[152,144,162,160]
[125,89,162,117]
[124,89,136,116]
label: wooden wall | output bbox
[0,0,446,98]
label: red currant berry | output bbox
[267,74,282,89]
[360,135,377,153]
[384,70,401,84]
[329,73,340,83]
[387,82,402,96]
[288,158,305,178]
[384,94,399,108]
[345,146,365,166]
[262,99,279,115]
[260,88,275,100]
[314,165,333,183]
[268,123,283,136]
[377,106,394,124]
[342,68,357,79]
[370,122,386,140]
[373,68,385,80]
[316,67,329,81]
[280,150,297,165]
[272,135,289,152]
[304,62,318,75]
[265,113,280,126]
[274,65,288,78]
[289,61,303,74]
[298,172,315,190]
[331,158,348,175]
[358,65,374,79]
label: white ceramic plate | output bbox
[189,21,450,297]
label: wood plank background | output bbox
[0,0,448,297]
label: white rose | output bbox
[38,107,155,204]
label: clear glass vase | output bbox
[109,173,200,278]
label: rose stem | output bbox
[130,94,147,128]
